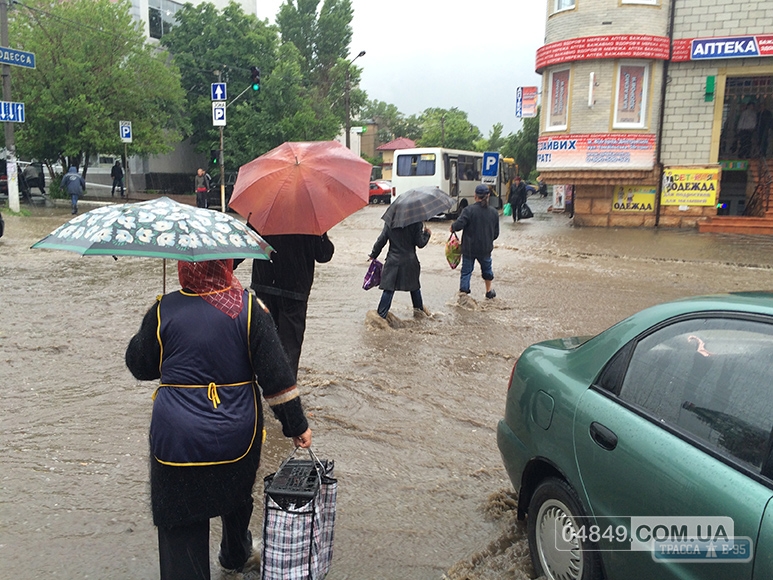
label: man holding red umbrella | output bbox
[230,141,372,378]
[250,233,334,378]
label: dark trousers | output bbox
[111,177,124,196]
[257,293,308,379]
[157,500,253,580]
[377,289,423,318]
[196,189,208,208]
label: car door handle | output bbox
[589,422,618,451]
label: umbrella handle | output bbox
[163,259,166,294]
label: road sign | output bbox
[212,102,226,126]
[211,83,227,101]
[0,47,35,69]
[120,120,132,143]
[482,152,499,185]
[0,101,25,123]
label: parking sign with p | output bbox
[120,120,132,143]
[482,152,499,185]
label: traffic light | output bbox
[210,149,220,165]
[250,66,261,92]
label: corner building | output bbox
[537,0,773,229]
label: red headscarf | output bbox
[177,259,244,319]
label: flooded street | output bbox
[2,196,773,579]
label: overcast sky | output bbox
[254,0,548,138]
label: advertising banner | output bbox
[516,86,539,118]
[661,166,720,206]
[537,134,656,170]
[615,64,646,126]
[536,35,670,70]
[612,185,656,212]
[548,71,570,129]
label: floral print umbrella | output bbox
[32,197,273,262]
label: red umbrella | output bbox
[230,141,373,235]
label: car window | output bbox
[618,317,773,471]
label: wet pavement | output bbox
[2,194,773,579]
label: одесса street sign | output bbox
[0,47,35,69]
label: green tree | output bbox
[163,2,340,171]
[361,99,421,143]
[502,110,540,178]
[416,108,481,150]
[10,0,187,177]
[474,122,506,153]
[276,0,356,131]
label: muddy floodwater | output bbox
[2,196,773,579]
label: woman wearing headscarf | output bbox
[125,259,311,580]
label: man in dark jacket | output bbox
[110,160,124,197]
[60,166,85,215]
[251,233,334,378]
[451,184,500,299]
[508,176,528,222]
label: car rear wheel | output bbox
[527,477,602,580]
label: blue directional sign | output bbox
[0,101,25,123]
[120,120,132,143]
[482,152,499,184]
[0,47,35,69]
[211,83,227,101]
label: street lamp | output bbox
[345,50,366,149]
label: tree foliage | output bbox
[416,108,481,150]
[501,110,540,178]
[361,99,421,143]
[10,0,187,176]
[163,1,345,171]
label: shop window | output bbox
[547,68,570,131]
[613,62,649,129]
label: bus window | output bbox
[396,153,436,176]
[458,155,479,181]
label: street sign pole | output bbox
[1,1,18,212]
[216,71,225,212]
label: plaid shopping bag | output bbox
[261,450,337,580]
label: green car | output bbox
[497,292,773,580]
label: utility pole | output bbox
[345,51,365,149]
[1,0,19,212]
[217,69,225,212]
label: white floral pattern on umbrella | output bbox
[32,197,273,262]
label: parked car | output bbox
[369,180,392,204]
[497,292,773,580]
[206,172,237,210]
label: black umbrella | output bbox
[381,186,454,228]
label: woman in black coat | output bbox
[368,221,431,319]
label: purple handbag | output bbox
[363,259,382,290]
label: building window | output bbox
[149,0,182,40]
[547,68,570,131]
[613,61,649,129]
[554,0,576,12]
